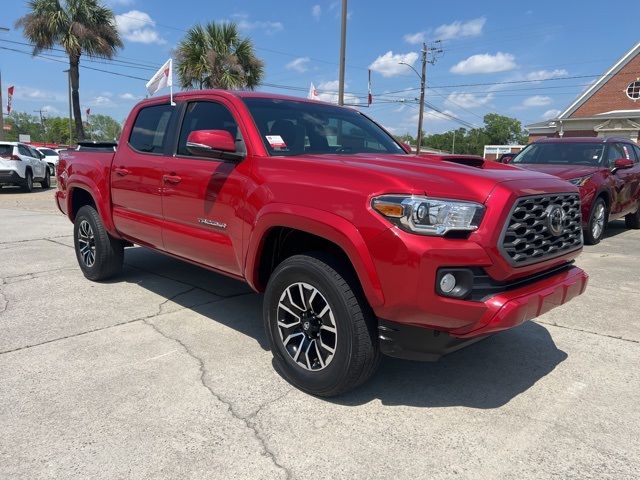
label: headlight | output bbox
[568,175,592,187]
[371,195,485,236]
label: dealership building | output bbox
[526,41,640,142]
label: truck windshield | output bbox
[242,97,406,156]
[512,142,606,166]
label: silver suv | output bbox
[0,142,51,192]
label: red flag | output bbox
[7,86,14,114]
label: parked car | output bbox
[0,141,51,192]
[55,91,588,396]
[36,147,61,175]
[510,137,640,244]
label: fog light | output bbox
[439,273,456,293]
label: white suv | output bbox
[0,142,51,192]
[36,147,61,176]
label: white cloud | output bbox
[119,93,141,101]
[409,109,456,124]
[41,105,61,115]
[115,10,165,44]
[522,95,552,107]
[434,17,486,40]
[13,85,66,103]
[450,52,516,75]
[233,14,283,34]
[542,109,561,119]
[312,5,321,20]
[87,96,116,108]
[445,92,494,108]
[369,51,419,78]
[525,69,568,81]
[286,57,310,73]
[315,80,360,105]
[404,31,426,45]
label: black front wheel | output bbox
[73,205,124,281]
[21,170,33,193]
[264,253,380,397]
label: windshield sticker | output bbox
[266,135,287,150]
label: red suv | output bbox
[510,137,640,244]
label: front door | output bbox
[161,99,250,276]
[111,103,175,248]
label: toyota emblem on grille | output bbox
[546,205,566,236]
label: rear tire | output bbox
[625,203,640,229]
[40,169,51,189]
[584,197,607,245]
[264,253,380,397]
[73,205,124,281]
[21,170,33,193]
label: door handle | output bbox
[163,174,182,184]
[114,167,130,176]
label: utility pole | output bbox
[337,0,348,106]
[0,26,9,141]
[452,130,456,154]
[415,41,443,155]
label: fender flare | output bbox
[67,178,118,235]
[245,203,385,308]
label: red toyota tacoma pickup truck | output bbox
[56,91,589,396]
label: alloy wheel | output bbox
[77,220,96,267]
[276,282,337,371]
[592,203,605,239]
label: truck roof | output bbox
[533,136,633,144]
[136,89,339,108]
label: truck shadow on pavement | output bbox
[121,246,568,409]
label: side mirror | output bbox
[612,158,634,172]
[186,130,243,160]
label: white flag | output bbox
[307,82,319,100]
[146,59,173,95]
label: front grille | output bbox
[500,193,582,266]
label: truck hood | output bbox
[294,153,565,204]
[512,163,602,181]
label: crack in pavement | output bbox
[0,288,252,356]
[143,317,294,480]
[0,234,73,246]
[1,266,77,285]
[536,320,639,344]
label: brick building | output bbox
[527,42,640,142]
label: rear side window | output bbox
[0,145,13,158]
[18,145,31,157]
[129,104,174,153]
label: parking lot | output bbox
[0,185,638,480]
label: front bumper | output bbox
[378,265,588,360]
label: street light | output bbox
[399,43,427,154]
[0,27,9,141]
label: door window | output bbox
[177,101,244,157]
[606,143,626,166]
[18,145,31,157]
[129,104,174,154]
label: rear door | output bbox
[110,103,176,248]
[161,98,251,276]
[610,142,639,216]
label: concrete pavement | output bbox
[0,186,638,479]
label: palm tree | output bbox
[176,22,264,90]
[17,0,122,141]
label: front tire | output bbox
[584,197,607,245]
[264,253,380,397]
[73,205,124,281]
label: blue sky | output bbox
[1,0,638,135]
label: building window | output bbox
[626,81,640,100]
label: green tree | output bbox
[176,22,264,90]
[3,112,44,142]
[45,117,77,144]
[482,113,528,145]
[16,0,122,141]
[87,114,121,141]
